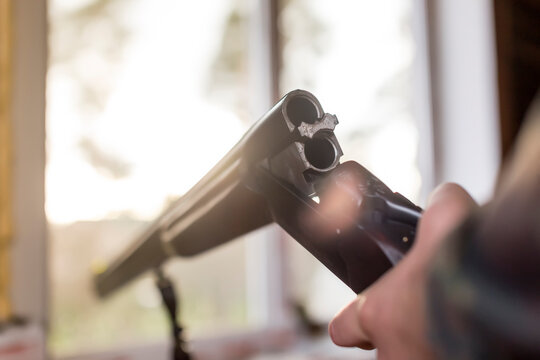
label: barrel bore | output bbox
[304,137,337,170]
[286,96,319,126]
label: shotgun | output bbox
[94,89,422,298]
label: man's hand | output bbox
[328,183,477,360]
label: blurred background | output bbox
[47,0,419,357]
[3,0,538,359]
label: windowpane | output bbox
[279,0,420,320]
[48,0,253,355]
[49,0,425,357]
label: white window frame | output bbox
[424,0,501,203]
[9,0,501,359]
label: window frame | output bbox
[8,0,502,358]
[9,0,48,337]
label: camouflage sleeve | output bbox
[427,100,540,360]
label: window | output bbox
[48,0,258,355]
[48,0,428,358]
[279,0,421,322]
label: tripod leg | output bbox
[155,268,191,360]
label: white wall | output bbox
[428,0,501,203]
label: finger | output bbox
[415,183,477,252]
[427,182,476,209]
[329,294,374,349]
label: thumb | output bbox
[329,294,374,349]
